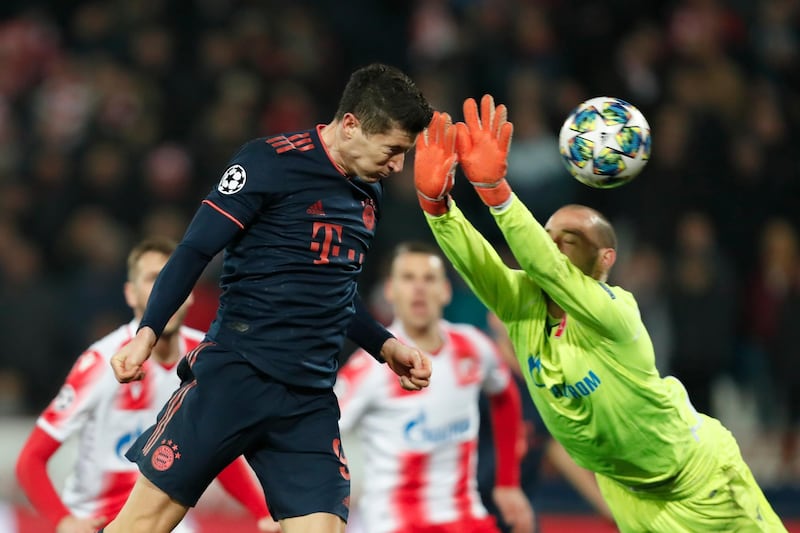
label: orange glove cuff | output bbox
[470,179,511,207]
[417,193,450,216]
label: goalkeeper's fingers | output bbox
[462,97,481,131]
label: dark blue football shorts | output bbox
[125,342,351,522]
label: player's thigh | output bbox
[280,512,346,533]
[247,385,350,522]
[105,475,188,533]
[126,345,265,506]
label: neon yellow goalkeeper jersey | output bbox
[426,197,699,487]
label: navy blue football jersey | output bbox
[202,127,383,388]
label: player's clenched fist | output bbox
[110,327,157,383]
[414,111,457,216]
[381,337,432,391]
[456,94,514,207]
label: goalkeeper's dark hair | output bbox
[127,236,178,280]
[335,63,433,136]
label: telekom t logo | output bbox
[310,222,343,264]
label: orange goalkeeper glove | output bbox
[455,94,514,207]
[414,111,457,216]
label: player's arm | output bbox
[16,351,108,531]
[453,95,638,341]
[545,439,614,522]
[492,197,640,341]
[16,428,73,528]
[112,205,240,382]
[346,296,431,391]
[215,458,280,532]
[425,203,540,322]
[114,143,270,382]
[414,111,539,322]
[346,294,391,363]
[335,350,381,432]
[487,379,523,489]
[478,329,534,533]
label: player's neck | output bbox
[402,322,444,354]
[546,296,565,319]
[150,332,182,366]
[319,121,352,176]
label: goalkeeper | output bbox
[414,97,786,532]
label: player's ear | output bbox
[123,281,136,309]
[441,277,452,308]
[383,278,395,305]
[342,113,360,139]
[600,248,616,274]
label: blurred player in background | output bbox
[104,63,433,533]
[15,237,277,533]
[337,242,534,533]
[413,98,787,532]
[478,313,613,531]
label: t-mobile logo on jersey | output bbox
[310,222,364,265]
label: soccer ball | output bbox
[558,97,651,189]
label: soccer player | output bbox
[478,313,613,531]
[103,63,433,533]
[336,242,534,533]
[14,237,277,533]
[412,98,787,532]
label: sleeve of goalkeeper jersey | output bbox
[491,195,641,342]
[424,200,541,322]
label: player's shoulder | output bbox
[263,128,320,156]
[603,282,641,310]
[57,324,133,394]
[232,129,319,159]
[339,349,384,384]
[444,321,494,347]
[86,322,137,362]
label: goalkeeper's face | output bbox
[344,116,416,182]
[124,250,193,334]
[545,206,616,281]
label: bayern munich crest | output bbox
[218,164,246,194]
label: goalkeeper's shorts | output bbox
[597,413,786,532]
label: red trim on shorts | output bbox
[142,380,197,455]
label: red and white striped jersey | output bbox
[35,320,204,520]
[336,320,510,533]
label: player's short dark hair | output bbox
[335,63,433,136]
[386,241,446,278]
[127,236,177,280]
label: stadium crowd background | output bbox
[0,0,799,518]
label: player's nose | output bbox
[387,153,405,173]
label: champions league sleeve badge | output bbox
[218,164,247,195]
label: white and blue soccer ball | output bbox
[558,96,651,189]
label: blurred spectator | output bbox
[668,211,737,417]
[742,218,800,473]
[505,68,576,219]
[0,231,62,413]
[611,243,674,374]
